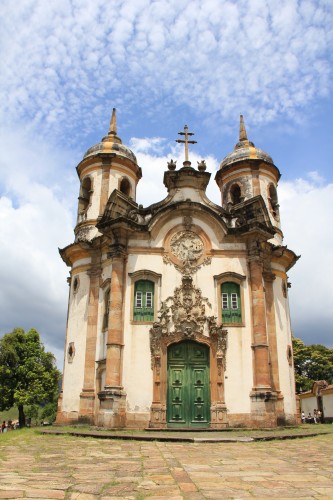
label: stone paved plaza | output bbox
[0,432,333,499]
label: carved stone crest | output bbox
[170,231,204,263]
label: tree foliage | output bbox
[292,337,333,393]
[0,328,61,427]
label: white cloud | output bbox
[129,137,168,154]
[279,177,333,347]
[0,127,77,365]
[1,0,332,141]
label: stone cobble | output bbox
[0,433,332,498]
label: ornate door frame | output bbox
[149,275,228,429]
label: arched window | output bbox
[120,177,131,197]
[268,184,279,218]
[230,183,242,205]
[78,177,92,213]
[102,289,110,330]
[221,282,241,324]
[134,280,154,321]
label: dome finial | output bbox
[239,114,248,142]
[109,108,117,136]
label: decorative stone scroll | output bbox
[149,275,227,366]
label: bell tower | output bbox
[57,110,141,426]
[75,108,142,242]
[215,116,282,245]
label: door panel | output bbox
[167,341,210,428]
[169,367,186,423]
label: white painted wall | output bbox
[62,271,90,412]
[300,396,317,416]
[323,393,333,419]
[273,276,297,416]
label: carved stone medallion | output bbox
[170,231,204,263]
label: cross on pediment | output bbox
[176,125,197,162]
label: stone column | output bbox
[248,240,278,427]
[79,261,101,423]
[248,242,272,393]
[263,270,285,419]
[210,324,228,429]
[98,243,127,427]
[149,323,167,429]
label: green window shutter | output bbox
[221,282,241,324]
[134,280,154,321]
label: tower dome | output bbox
[83,108,137,164]
[219,115,274,170]
[74,109,142,243]
[215,115,282,244]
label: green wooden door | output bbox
[167,341,210,428]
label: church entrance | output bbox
[167,340,210,428]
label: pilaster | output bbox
[79,257,102,423]
[247,241,273,391]
[263,269,285,421]
[98,240,127,427]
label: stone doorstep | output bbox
[39,428,333,443]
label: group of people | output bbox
[301,409,322,424]
[1,420,18,432]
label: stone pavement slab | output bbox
[0,431,333,498]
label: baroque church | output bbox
[56,110,299,429]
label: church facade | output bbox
[56,110,299,429]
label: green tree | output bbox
[0,328,61,427]
[292,337,333,392]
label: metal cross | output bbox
[176,125,197,162]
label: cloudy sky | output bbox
[1,0,332,367]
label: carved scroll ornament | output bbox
[149,275,227,367]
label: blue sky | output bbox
[1,0,333,366]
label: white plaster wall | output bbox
[122,254,165,410]
[170,187,208,204]
[300,396,317,415]
[72,258,91,270]
[89,170,102,219]
[96,287,107,362]
[224,279,253,414]
[323,393,333,419]
[273,277,297,416]
[62,272,90,412]
[124,323,153,411]
[95,263,112,364]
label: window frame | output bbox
[221,282,242,324]
[133,280,155,322]
[214,272,246,327]
[129,270,162,325]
